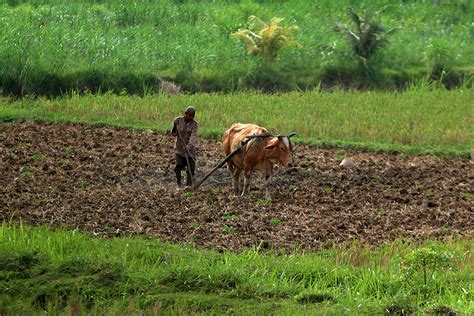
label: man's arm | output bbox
[171,118,178,136]
[186,122,198,153]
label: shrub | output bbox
[231,15,301,64]
[334,7,399,68]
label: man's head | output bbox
[184,106,196,123]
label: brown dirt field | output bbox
[1,122,473,252]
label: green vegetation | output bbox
[269,218,283,226]
[1,223,472,315]
[1,88,472,157]
[0,2,472,314]
[231,15,300,63]
[0,0,473,96]
[397,246,458,300]
[334,7,399,68]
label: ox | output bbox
[222,123,295,200]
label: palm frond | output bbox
[231,15,301,63]
[334,7,399,62]
[231,29,261,54]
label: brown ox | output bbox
[222,123,295,200]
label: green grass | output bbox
[0,0,473,95]
[1,88,472,157]
[1,223,472,315]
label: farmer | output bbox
[171,106,198,187]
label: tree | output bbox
[231,15,301,63]
[334,7,398,67]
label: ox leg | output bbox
[232,169,241,195]
[242,174,251,196]
[264,175,272,201]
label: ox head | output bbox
[264,132,296,167]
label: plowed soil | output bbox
[1,122,473,252]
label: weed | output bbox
[438,227,449,234]
[256,198,270,206]
[64,146,75,158]
[191,223,200,229]
[150,205,161,213]
[223,214,237,222]
[461,193,471,201]
[6,145,19,153]
[269,218,282,226]
[59,159,69,166]
[20,165,31,178]
[397,246,458,299]
[184,191,194,198]
[288,184,299,191]
[371,174,381,181]
[31,152,44,161]
[376,211,385,217]
[323,187,333,193]
[424,189,434,196]
[222,226,235,234]
[76,179,89,189]
[250,190,261,197]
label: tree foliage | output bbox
[334,7,399,66]
[231,15,301,63]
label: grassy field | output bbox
[0,0,473,95]
[1,88,473,157]
[1,88,473,313]
[1,2,473,312]
[1,223,472,315]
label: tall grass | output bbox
[0,0,473,95]
[1,223,472,314]
[1,88,472,156]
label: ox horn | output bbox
[288,132,296,138]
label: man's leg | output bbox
[174,154,186,186]
[185,156,196,186]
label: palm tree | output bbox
[231,15,301,63]
[334,7,398,67]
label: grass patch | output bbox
[0,89,471,157]
[1,223,472,315]
[0,1,473,95]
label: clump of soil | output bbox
[1,122,472,252]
